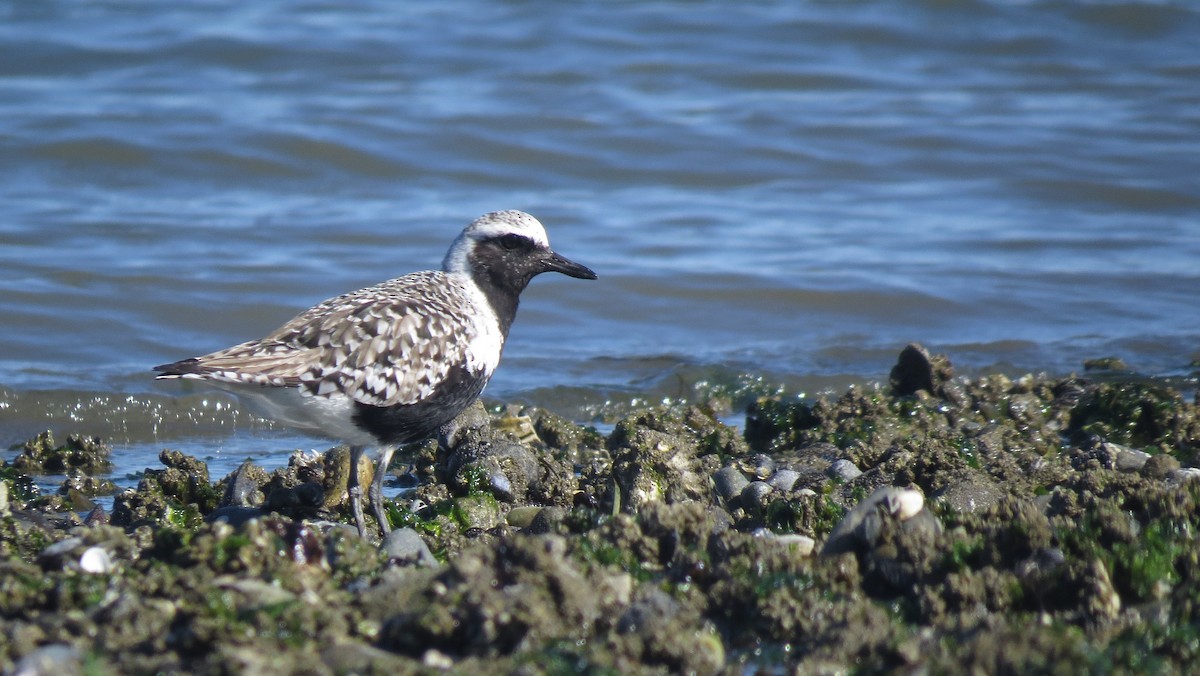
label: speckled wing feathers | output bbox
[170,271,492,407]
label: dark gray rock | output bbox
[767,469,801,492]
[713,466,750,502]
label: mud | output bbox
[2,344,1199,674]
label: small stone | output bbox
[79,546,114,574]
[828,459,863,482]
[740,481,773,506]
[222,461,268,507]
[83,504,109,526]
[39,536,84,564]
[713,466,750,502]
[934,480,1003,514]
[454,494,502,530]
[1106,443,1150,473]
[767,469,801,492]
[382,527,437,566]
[889,343,953,397]
[11,644,83,676]
[506,505,544,528]
[527,507,567,535]
[1166,468,1200,486]
[773,533,816,556]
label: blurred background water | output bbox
[1,0,1198,488]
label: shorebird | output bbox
[155,210,596,537]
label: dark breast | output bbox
[350,361,490,446]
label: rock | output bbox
[737,453,776,480]
[889,343,953,397]
[505,505,544,528]
[382,527,437,566]
[38,537,85,567]
[440,402,550,505]
[713,466,750,502]
[221,461,268,507]
[1107,443,1151,473]
[1141,453,1180,480]
[828,459,863,482]
[1167,468,1200,486]
[58,469,118,498]
[264,481,325,513]
[10,643,84,676]
[79,546,114,574]
[768,468,801,492]
[931,472,1006,514]
[821,486,929,556]
[453,494,502,530]
[12,431,114,474]
[740,481,773,506]
[772,533,817,556]
[320,643,413,674]
[526,506,567,535]
[607,406,725,511]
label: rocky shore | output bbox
[2,344,1199,674]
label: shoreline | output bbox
[3,343,1199,673]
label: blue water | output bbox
[2,1,1198,487]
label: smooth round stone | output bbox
[713,466,750,502]
[740,481,773,505]
[79,546,114,574]
[768,469,801,491]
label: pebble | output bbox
[506,505,544,528]
[740,481,773,505]
[10,644,82,676]
[79,546,114,574]
[382,527,437,566]
[767,469,800,492]
[1106,442,1150,473]
[713,466,750,502]
[223,461,266,507]
[931,473,1005,514]
[773,533,816,556]
[1167,467,1200,487]
[828,459,863,482]
[528,506,567,534]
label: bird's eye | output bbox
[498,234,528,250]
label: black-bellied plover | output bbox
[155,210,596,537]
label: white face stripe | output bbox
[442,210,550,273]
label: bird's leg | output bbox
[371,445,397,536]
[348,445,368,538]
